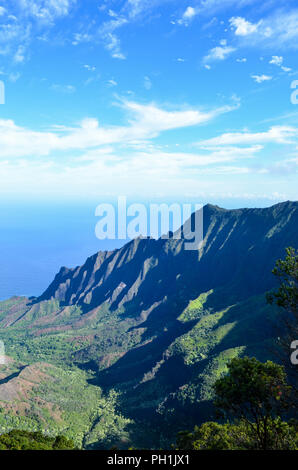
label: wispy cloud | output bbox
[18,0,76,23]
[0,98,237,159]
[251,74,272,83]
[269,55,292,72]
[269,55,283,66]
[83,64,96,72]
[105,32,127,60]
[229,10,298,50]
[13,45,26,63]
[0,94,243,198]
[98,0,176,59]
[72,33,92,46]
[0,0,76,64]
[107,79,118,87]
[199,126,297,147]
[229,17,260,36]
[177,6,198,26]
[0,144,263,199]
[203,43,236,63]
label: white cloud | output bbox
[125,0,146,19]
[83,64,96,72]
[229,17,260,36]
[251,74,272,83]
[229,10,298,50]
[108,9,118,18]
[183,6,196,19]
[102,30,127,60]
[14,44,26,63]
[97,1,154,60]
[0,0,75,65]
[236,57,247,62]
[263,10,298,48]
[199,126,297,147]
[203,44,236,62]
[0,99,236,159]
[72,33,92,45]
[178,6,198,25]
[18,0,76,23]
[269,55,283,66]
[269,56,292,73]
[0,144,262,199]
[122,100,238,136]
[107,79,117,87]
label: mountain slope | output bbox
[39,201,297,309]
[0,201,297,448]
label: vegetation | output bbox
[0,239,296,449]
[177,419,298,450]
[177,356,297,450]
[0,362,131,449]
[0,430,74,450]
[267,247,298,322]
[267,247,298,390]
[0,290,283,449]
[214,357,293,449]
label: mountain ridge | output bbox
[37,200,298,312]
[0,200,297,448]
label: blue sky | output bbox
[0,0,298,205]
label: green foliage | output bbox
[177,422,237,450]
[267,247,298,392]
[213,357,292,449]
[178,291,214,322]
[0,363,132,449]
[176,419,298,450]
[0,430,74,450]
[267,247,298,316]
[0,251,289,451]
[176,357,297,450]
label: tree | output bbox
[177,422,238,450]
[267,247,298,389]
[176,419,298,450]
[0,430,74,450]
[213,357,292,450]
[53,435,75,450]
[267,247,298,319]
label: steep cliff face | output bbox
[39,201,298,312]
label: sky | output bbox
[0,0,298,298]
[0,0,297,204]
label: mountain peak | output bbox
[37,201,297,313]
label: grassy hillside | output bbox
[0,288,280,449]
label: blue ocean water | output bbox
[0,202,124,300]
